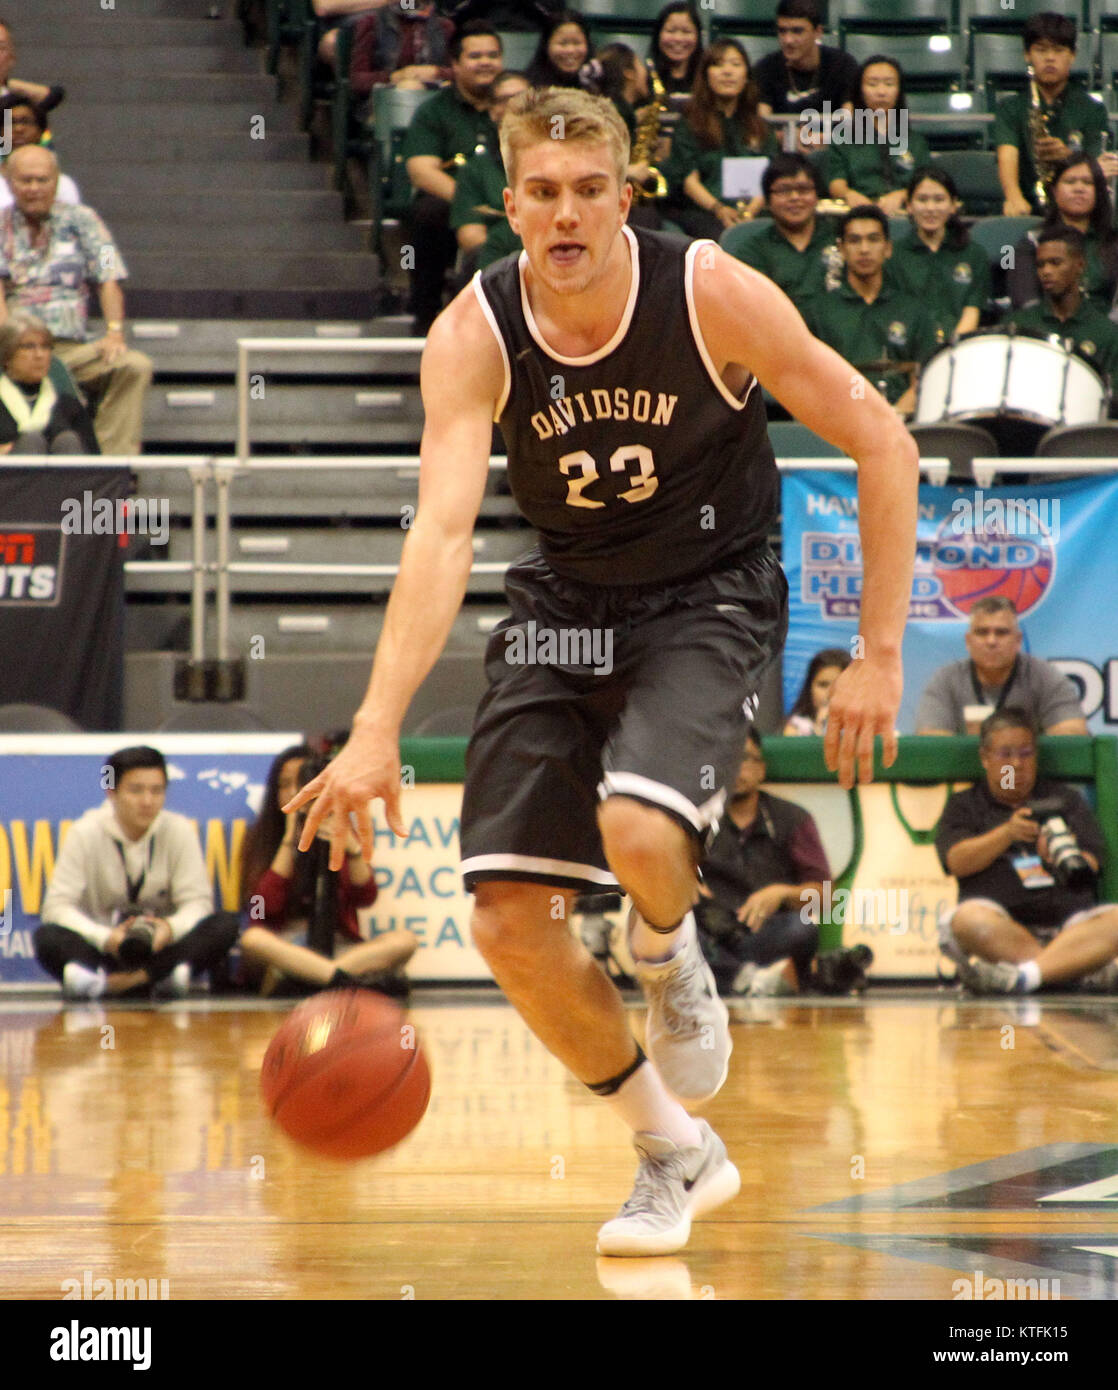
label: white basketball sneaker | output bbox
[631,915,731,1103]
[597,1120,741,1257]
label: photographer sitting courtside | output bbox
[35,746,240,1001]
[695,730,828,996]
[936,709,1118,995]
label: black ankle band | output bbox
[645,914,686,934]
[586,1044,646,1096]
[329,968,356,990]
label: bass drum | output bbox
[915,331,1107,430]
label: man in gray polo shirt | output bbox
[916,597,1087,737]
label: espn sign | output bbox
[0,525,63,603]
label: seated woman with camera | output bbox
[936,709,1118,995]
[236,744,417,998]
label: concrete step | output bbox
[19,19,250,48]
[56,128,311,161]
[107,317,400,374]
[51,100,300,139]
[142,379,421,445]
[32,0,238,17]
[126,250,375,291]
[83,190,346,227]
[110,219,366,253]
[63,73,277,104]
[79,161,328,195]
[126,286,382,319]
[29,44,261,76]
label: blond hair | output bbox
[500,86,630,191]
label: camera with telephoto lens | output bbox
[118,916,159,967]
[1027,796,1096,892]
[812,945,874,995]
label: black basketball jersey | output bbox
[473,223,779,586]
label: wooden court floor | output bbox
[2,990,1118,1301]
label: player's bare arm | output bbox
[693,246,919,788]
[284,290,503,866]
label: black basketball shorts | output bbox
[459,544,789,893]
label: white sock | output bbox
[63,962,107,1000]
[629,908,695,966]
[603,1061,703,1149]
[1017,959,1042,993]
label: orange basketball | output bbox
[260,990,431,1161]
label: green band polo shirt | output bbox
[733,217,840,308]
[888,231,992,341]
[993,82,1108,212]
[806,278,940,403]
[400,85,497,190]
[1007,297,1118,391]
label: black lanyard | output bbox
[970,655,1018,714]
[116,836,155,906]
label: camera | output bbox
[118,916,159,967]
[1027,796,1096,893]
[812,945,873,996]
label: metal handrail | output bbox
[6,452,1113,673]
[235,337,425,462]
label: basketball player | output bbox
[287,88,918,1256]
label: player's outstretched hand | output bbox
[823,654,902,789]
[282,728,406,871]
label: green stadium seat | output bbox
[837,0,954,40]
[843,33,965,93]
[47,355,83,403]
[767,421,845,458]
[589,30,655,58]
[496,30,539,74]
[1098,33,1118,105]
[967,214,1041,263]
[929,148,1002,214]
[265,0,305,78]
[960,0,1086,31]
[580,0,661,32]
[366,86,431,250]
[906,91,988,151]
[294,0,329,132]
[709,0,776,39]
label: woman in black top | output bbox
[648,2,703,100]
[526,9,592,90]
[0,313,98,454]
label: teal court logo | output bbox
[804,1144,1118,1299]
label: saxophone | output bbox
[1027,65,1055,207]
[630,60,668,202]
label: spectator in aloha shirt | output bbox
[0,145,152,456]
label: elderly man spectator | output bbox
[0,311,98,454]
[0,97,81,207]
[0,18,65,115]
[936,708,1118,995]
[0,145,152,456]
[916,596,1088,737]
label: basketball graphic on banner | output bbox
[932,498,1056,620]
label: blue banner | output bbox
[781,471,1118,734]
[0,736,299,986]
